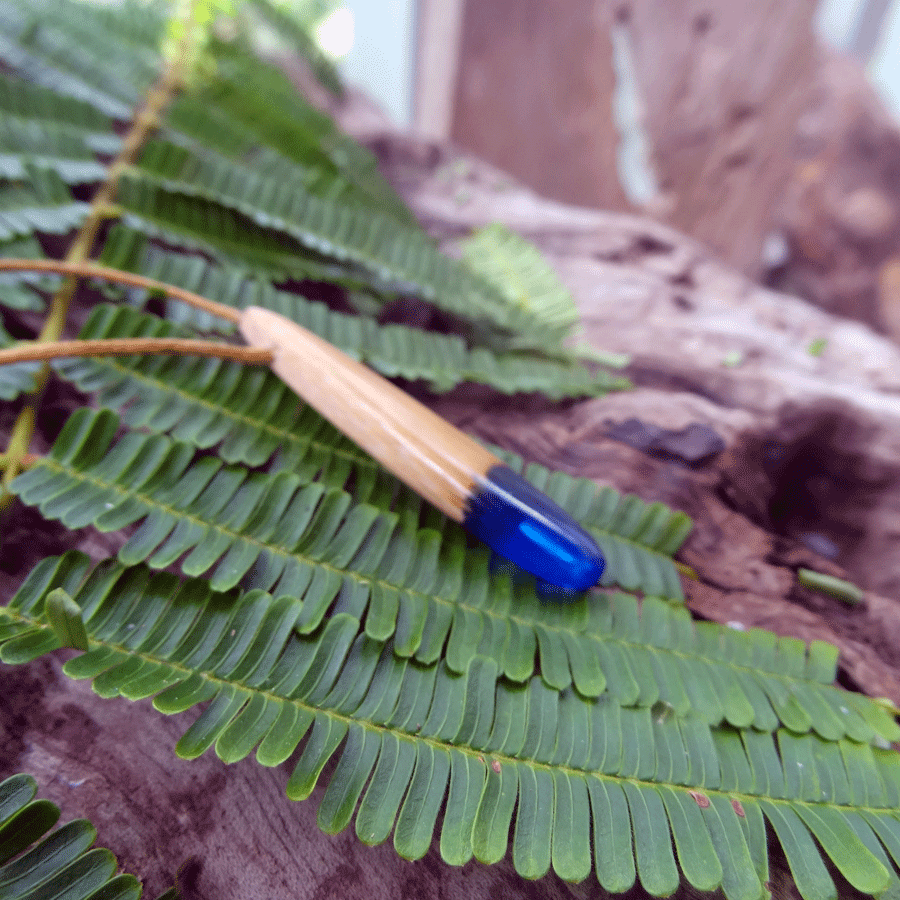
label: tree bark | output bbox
[625,0,820,275]
[450,0,627,210]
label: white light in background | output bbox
[316,6,354,59]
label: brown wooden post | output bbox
[450,0,628,210]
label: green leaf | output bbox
[460,223,580,348]
[5,556,900,895]
[0,772,144,900]
[43,587,89,651]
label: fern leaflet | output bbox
[11,408,898,746]
[2,554,900,899]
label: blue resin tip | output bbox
[463,465,605,592]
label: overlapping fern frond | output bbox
[1,0,899,898]
[0,773,143,899]
[12,407,899,748]
[3,555,900,900]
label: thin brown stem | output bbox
[0,337,272,367]
[2,32,195,505]
[0,259,241,324]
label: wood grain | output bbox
[239,306,498,522]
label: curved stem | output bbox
[0,260,248,506]
[0,336,272,367]
[2,26,197,508]
[0,259,241,324]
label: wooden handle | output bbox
[239,306,499,522]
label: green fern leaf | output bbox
[0,0,160,119]
[460,223,580,348]
[123,140,564,344]
[4,555,900,899]
[0,234,59,399]
[0,337,39,401]
[0,72,120,154]
[0,773,143,900]
[116,179,364,283]
[170,34,413,224]
[56,309,621,467]
[0,116,108,183]
[0,169,89,240]
[13,409,899,746]
[43,587,90,651]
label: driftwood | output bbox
[4,99,900,900]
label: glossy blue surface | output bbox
[463,465,605,592]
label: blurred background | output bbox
[299,0,900,346]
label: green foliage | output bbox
[121,141,557,346]
[0,0,899,897]
[798,568,865,606]
[242,0,344,97]
[12,408,708,697]
[0,773,143,899]
[460,223,580,350]
[0,167,88,240]
[3,555,900,899]
[43,587,89,651]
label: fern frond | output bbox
[13,409,897,747]
[0,169,89,241]
[172,35,413,223]
[461,223,580,348]
[3,554,900,899]
[242,0,344,97]
[96,229,629,397]
[0,773,142,900]
[55,308,379,471]
[123,141,564,344]
[0,0,160,119]
[57,311,621,472]
[0,236,52,314]
[0,235,51,398]
[116,180,362,283]
[162,100,411,224]
[0,116,108,184]
[0,73,121,155]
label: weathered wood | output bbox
[626,0,820,275]
[451,0,626,210]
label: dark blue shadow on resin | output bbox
[463,465,605,593]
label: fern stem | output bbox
[0,260,241,324]
[1,406,35,486]
[0,337,272,367]
[1,25,192,507]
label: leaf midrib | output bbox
[22,456,845,717]
[0,604,888,817]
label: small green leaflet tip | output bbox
[797,568,864,606]
[44,587,90,651]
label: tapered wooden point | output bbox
[239,306,499,523]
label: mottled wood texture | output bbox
[451,0,626,210]
[625,0,819,275]
[449,0,821,279]
[769,49,900,345]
